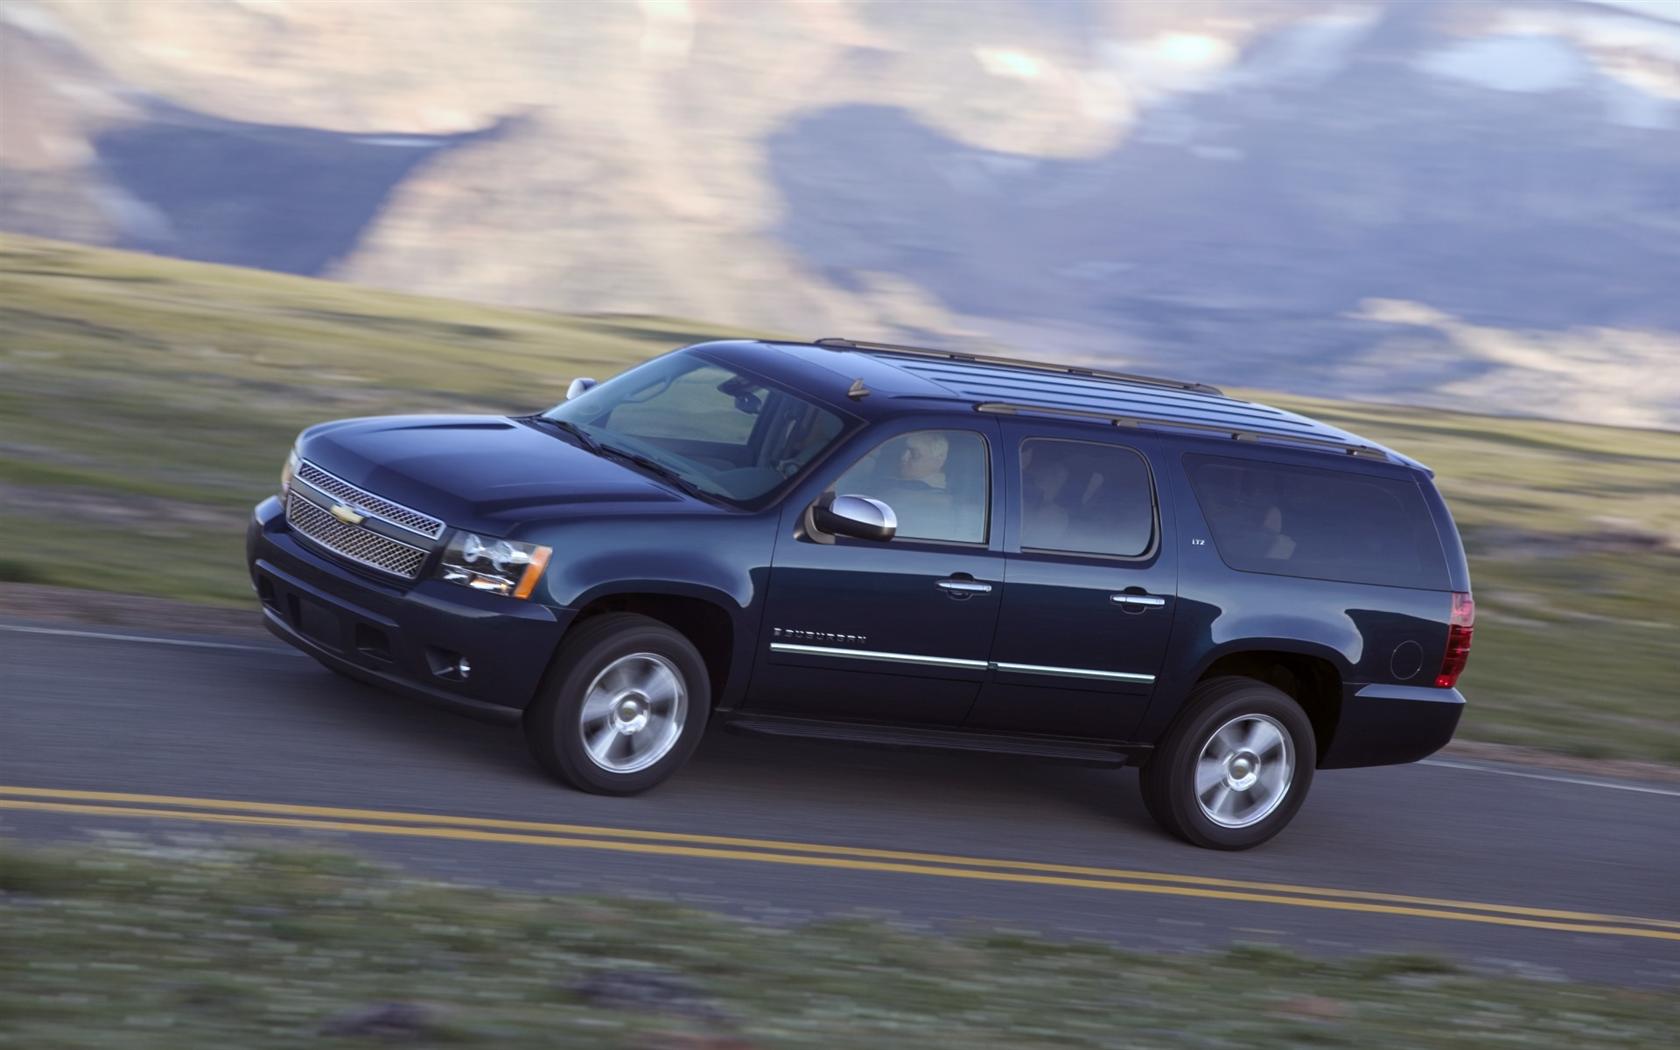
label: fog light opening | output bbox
[424,647,472,681]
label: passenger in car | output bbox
[1021,443,1073,546]
[1260,505,1297,561]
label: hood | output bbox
[299,415,696,532]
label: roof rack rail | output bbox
[813,337,1224,397]
[974,401,1390,460]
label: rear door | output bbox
[747,420,1007,727]
[965,426,1177,740]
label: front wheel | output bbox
[524,613,711,796]
[1140,677,1316,850]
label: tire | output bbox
[1140,676,1316,850]
[524,613,711,796]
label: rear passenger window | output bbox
[1019,439,1154,557]
[1185,454,1448,589]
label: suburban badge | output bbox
[772,627,868,646]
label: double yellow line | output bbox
[3,785,1676,943]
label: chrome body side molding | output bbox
[769,643,988,670]
[769,643,1155,683]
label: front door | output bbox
[749,423,1006,726]
[965,429,1178,740]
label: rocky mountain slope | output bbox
[2,0,1676,425]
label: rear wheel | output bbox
[1140,676,1316,850]
[524,613,711,796]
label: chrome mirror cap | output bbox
[814,494,897,542]
[566,377,598,400]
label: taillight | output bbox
[1435,591,1474,688]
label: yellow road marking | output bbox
[2,792,1676,943]
[3,785,1677,931]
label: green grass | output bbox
[2,839,1674,1049]
[0,234,1676,762]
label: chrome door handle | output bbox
[1110,593,1166,608]
[937,578,993,594]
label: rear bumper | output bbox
[247,496,569,721]
[1318,683,1464,769]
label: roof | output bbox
[797,338,1406,466]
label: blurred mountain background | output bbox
[2,0,1677,426]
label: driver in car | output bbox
[871,431,955,539]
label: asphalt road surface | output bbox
[3,621,1677,987]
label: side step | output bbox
[720,715,1141,767]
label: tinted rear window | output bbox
[1020,438,1154,557]
[1185,454,1448,589]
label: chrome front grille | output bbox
[286,492,430,579]
[294,460,446,540]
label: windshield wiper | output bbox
[531,418,722,501]
[595,443,723,502]
[532,416,602,454]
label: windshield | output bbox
[543,352,848,504]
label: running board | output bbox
[721,715,1141,767]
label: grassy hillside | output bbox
[1,235,1675,763]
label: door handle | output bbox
[937,578,993,595]
[1110,593,1166,609]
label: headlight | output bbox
[436,532,552,600]
[280,448,300,498]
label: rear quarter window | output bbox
[1184,453,1448,589]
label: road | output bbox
[2,621,1677,987]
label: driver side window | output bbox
[833,429,989,544]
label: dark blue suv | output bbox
[248,338,1473,849]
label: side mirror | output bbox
[566,377,598,400]
[813,494,897,542]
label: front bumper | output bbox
[1318,683,1465,769]
[247,496,570,722]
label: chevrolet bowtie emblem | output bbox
[330,503,367,526]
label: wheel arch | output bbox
[1176,642,1347,764]
[563,583,749,708]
